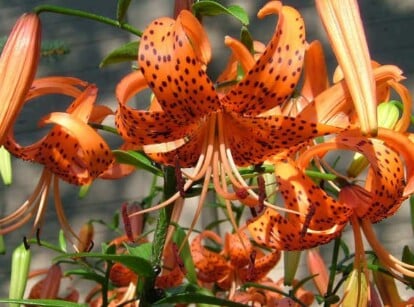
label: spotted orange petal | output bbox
[190,231,230,283]
[222,1,306,115]
[138,10,219,124]
[239,249,281,283]
[6,80,112,185]
[297,131,406,222]
[248,159,352,251]
[115,70,199,146]
[222,112,343,166]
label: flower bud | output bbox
[306,248,329,295]
[342,269,368,306]
[0,13,41,144]
[9,243,32,306]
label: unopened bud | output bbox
[9,243,32,306]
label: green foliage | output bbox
[192,1,249,25]
[99,41,139,68]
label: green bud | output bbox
[9,243,31,306]
[283,250,301,286]
[0,146,12,185]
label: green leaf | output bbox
[192,1,249,25]
[0,145,12,185]
[0,299,87,306]
[54,252,154,277]
[240,25,253,55]
[0,235,5,255]
[117,0,132,23]
[100,41,139,68]
[126,242,152,261]
[402,245,414,285]
[153,293,248,306]
[113,149,162,176]
[65,269,106,285]
[172,225,198,284]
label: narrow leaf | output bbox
[0,299,87,307]
[113,149,162,176]
[117,0,132,23]
[173,225,197,284]
[54,252,153,277]
[192,1,249,25]
[65,269,106,284]
[154,293,248,306]
[100,41,139,68]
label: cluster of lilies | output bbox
[2,0,414,305]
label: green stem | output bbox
[89,122,119,135]
[139,166,177,306]
[324,236,341,307]
[33,5,142,37]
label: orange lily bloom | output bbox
[2,77,113,243]
[248,127,414,274]
[191,230,280,299]
[315,0,377,135]
[116,2,343,228]
[0,13,41,145]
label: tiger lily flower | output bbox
[0,13,41,145]
[249,127,414,281]
[190,230,280,297]
[116,1,343,226]
[2,77,113,244]
[315,0,377,135]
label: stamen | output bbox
[172,243,186,274]
[174,156,186,197]
[122,203,134,243]
[36,228,41,246]
[256,174,266,214]
[53,175,81,248]
[23,236,30,250]
[301,203,316,238]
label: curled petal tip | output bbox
[257,1,282,19]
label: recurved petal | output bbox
[247,207,344,251]
[7,82,113,185]
[248,159,351,251]
[190,231,230,283]
[222,1,306,115]
[115,70,199,146]
[0,13,41,145]
[222,112,342,166]
[301,40,329,102]
[299,64,403,127]
[144,119,207,167]
[39,110,113,185]
[297,131,406,222]
[138,11,219,124]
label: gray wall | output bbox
[0,0,414,302]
